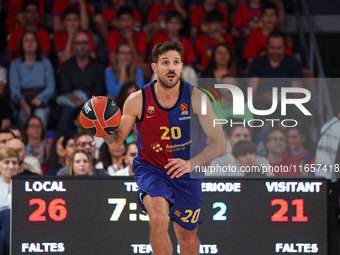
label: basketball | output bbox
[80,96,121,137]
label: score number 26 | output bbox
[29,198,67,221]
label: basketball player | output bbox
[103,41,226,255]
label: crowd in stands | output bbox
[0,0,339,252]
[0,0,331,175]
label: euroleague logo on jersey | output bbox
[180,103,189,116]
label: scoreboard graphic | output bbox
[11,177,329,254]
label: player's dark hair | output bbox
[152,41,183,63]
[0,129,15,137]
[262,3,278,16]
[117,6,134,19]
[165,10,183,24]
[264,127,286,143]
[22,0,39,11]
[74,131,94,143]
[63,7,80,19]
[21,116,46,145]
[207,9,224,24]
[225,118,252,137]
[267,30,287,45]
[19,32,42,62]
[232,140,257,158]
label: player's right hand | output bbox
[165,158,190,179]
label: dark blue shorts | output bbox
[133,160,203,230]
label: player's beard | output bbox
[158,72,180,89]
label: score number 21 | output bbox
[271,199,308,222]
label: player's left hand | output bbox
[165,159,190,179]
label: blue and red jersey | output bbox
[135,81,206,171]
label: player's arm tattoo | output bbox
[103,131,118,144]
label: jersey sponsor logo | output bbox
[165,140,192,153]
[148,106,155,114]
[179,116,191,121]
[152,142,163,153]
[180,103,189,116]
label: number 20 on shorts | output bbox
[180,209,201,223]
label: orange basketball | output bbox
[80,96,121,137]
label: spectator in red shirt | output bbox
[54,7,96,64]
[194,9,235,71]
[5,0,45,35]
[231,0,263,38]
[229,0,286,32]
[107,7,147,67]
[52,0,93,32]
[93,0,141,40]
[190,0,228,40]
[243,4,292,67]
[6,0,50,63]
[151,10,196,66]
[143,0,187,43]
